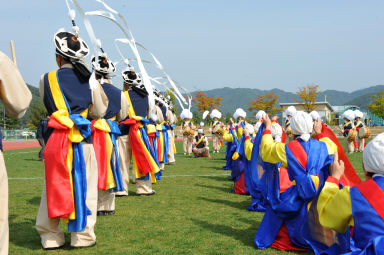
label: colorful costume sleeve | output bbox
[317,177,354,233]
[223,128,234,143]
[236,126,243,140]
[244,136,253,161]
[260,131,288,167]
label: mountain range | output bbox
[191,85,384,114]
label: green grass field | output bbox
[6,140,366,254]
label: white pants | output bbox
[167,130,175,163]
[183,135,193,154]
[0,151,8,255]
[212,133,221,151]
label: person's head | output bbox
[255,110,266,121]
[91,54,115,80]
[342,110,355,123]
[210,109,222,121]
[55,54,70,68]
[363,133,384,180]
[309,111,320,122]
[181,109,192,122]
[54,31,89,67]
[245,123,254,136]
[233,108,246,122]
[290,111,313,142]
[354,110,363,121]
[285,106,297,119]
[197,128,204,137]
[122,67,142,89]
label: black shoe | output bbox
[97,210,115,216]
[115,194,128,197]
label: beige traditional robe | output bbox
[0,51,32,255]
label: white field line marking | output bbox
[4,150,39,156]
[8,173,231,180]
[8,177,42,180]
[162,173,230,178]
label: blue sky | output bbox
[1,0,384,92]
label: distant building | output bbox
[280,101,334,123]
[333,105,382,126]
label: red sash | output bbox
[91,121,107,190]
[44,117,73,218]
[120,118,152,175]
[286,140,308,169]
[317,122,361,186]
[357,179,384,222]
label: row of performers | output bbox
[25,31,178,249]
[221,107,384,254]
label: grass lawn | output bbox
[6,140,366,254]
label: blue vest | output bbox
[101,83,121,119]
[129,90,148,118]
[43,68,92,116]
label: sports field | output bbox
[6,140,365,254]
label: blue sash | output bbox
[106,120,124,192]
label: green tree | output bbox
[293,84,321,112]
[0,104,21,129]
[248,92,282,115]
[27,102,47,130]
[368,91,384,120]
[192,91,223,112]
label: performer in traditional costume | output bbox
[117,67,160,196]
[317,133,384,254]
[354,110,365,152]
[210,109,223,153]
[36,28,108,249]
[254,112,337,251]
[192,128,211,157]
[90,53,128,216]
[243,115,286,211]
[342,110,356,154]
[222,108,246,173]
[166,102,176,165]
[0,51,32,255]
[284,106,296,142]
[180,109,195,155]
[223,108,249,194]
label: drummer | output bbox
[354,110,365,152]
[210,109,223,153]
[341,110,356,154]
[284,106,296,142]
[180,109,195,156]
[192,128,211,157]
